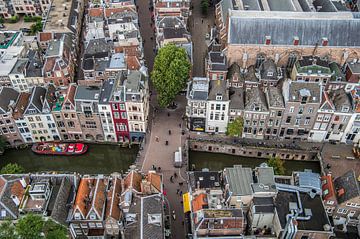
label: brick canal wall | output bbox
[188,139,319,161]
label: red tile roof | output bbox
[124,170,142,193]
[192,193,208,212]
[146,172,162,192]
[93,178,107,218]
[39,32,52,42]
[88,8,103,18]
[74,178,94,217]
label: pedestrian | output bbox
[167,112,170,117]
[155,136,159,142]
[179,191,182,196]
[152,165,156,170]
[176,189,180,194]
[202,19,204,24]
[179,182,183,186]
[180,200,183,204]
[170,176,174,182]
[158,167,161,172]
[174,172,177,178]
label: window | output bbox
[304,117,310,125]
[210,104,214,110]
[216,104,221,110]
[35,116,41,121]
[216,94,222,101]
[120,104,125,110]
[114,112,120,119]
[298,107,304,114]
[289,107,294,113]
[112,104,118,110]
[121,112,127,119]
[308,107,313,113]
[337,208,348,214]
[286,116,291,124]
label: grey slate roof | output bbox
[26,50,43,78]
[208,80,229,101]
[328,88,352,112]
[84,38,112,58]
[266,86,284,108]
[49,176,72,225]
[27,86,47,113]
[334,170,360,204]
[208,52,227,71]
[141,194,164,239]
[10,59,28,75]
[220,0,233,24]
[227,63,242,84]
[99,79,115,104]
[243,66,259,83]
[288,82,321,103]
[347,62,360,74]
[0,87,19,114]
[259,59,277,80]
[187,78,209,101]
[228,11,360,47]
[75,86,101,101]
[245,87,268,111]
[224,165,253,196]
[229,87,245,110]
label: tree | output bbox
[267,156,286,175]
[226,117,244,137]
[30,20,42,35]
[0,163,25,174]
[151,44,190,107]
[0,220,16,239]
[16,214,44,239]
[43,219,67,239]
[201,0,209,15]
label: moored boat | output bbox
[31,142,88,156]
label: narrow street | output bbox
[135,1,188,238]
[189,1,215,76]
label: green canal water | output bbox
[189,151,321,175]
[0,144,139,174]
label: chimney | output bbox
[11,195,20,206]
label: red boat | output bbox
[31,142,88,156]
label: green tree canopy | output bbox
[43,219,68,239]
[0,163,25,174]
[151,44,190,107]
[16,214,44,239]
[201,0,209,15]
[266,156,286,175]
[0,220,16,239]
[226,117,244,137]
[30,20,42,35]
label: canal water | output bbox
[0,144,139,174]
[189,151,321,175]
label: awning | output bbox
[183,192,191,213]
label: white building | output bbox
[23,86,61,142]
[205,80,230,133]
[186,77,209,132]
[125,70,149,143]
[98,79,116,142]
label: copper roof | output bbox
[124,170,142,193]
[105,178,122,220]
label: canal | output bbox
[189,151,321,175]
[0,144,139,174]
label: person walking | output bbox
[176,189,180,194]
[170,176,174,182]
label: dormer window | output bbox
[293,36,299,46]
[342,106,349,112]
[322,37,328,47]
[265,36,271,45]
[216,94,222,101]
[267,72,273,77]
[301,96,308,104]
[131,95,136,101]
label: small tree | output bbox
[151,44,190,107]
[267,156,286,175]
[16,214,44,239]
[226,117,244,137]
[0,220,16,239]
[0,163,25,174]
[201,0,209,15]
[30,20,42,35]
[43,219,68,239]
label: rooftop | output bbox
[224,165,253,195]
[333,170,360,204]
[252,197,275,213]
[208,80,229,101]
[252,167,277,193]
[188,171,222,191]
[266,86,284,108]
[43,0,79,33]
[228,11,360,47]
[187,77,209,101]
[75,86,101,101]
[0,87,19,114]
[286,81,321,103]
[244,87,268,111]
[275,188,331,232]
[99,79,115,104]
